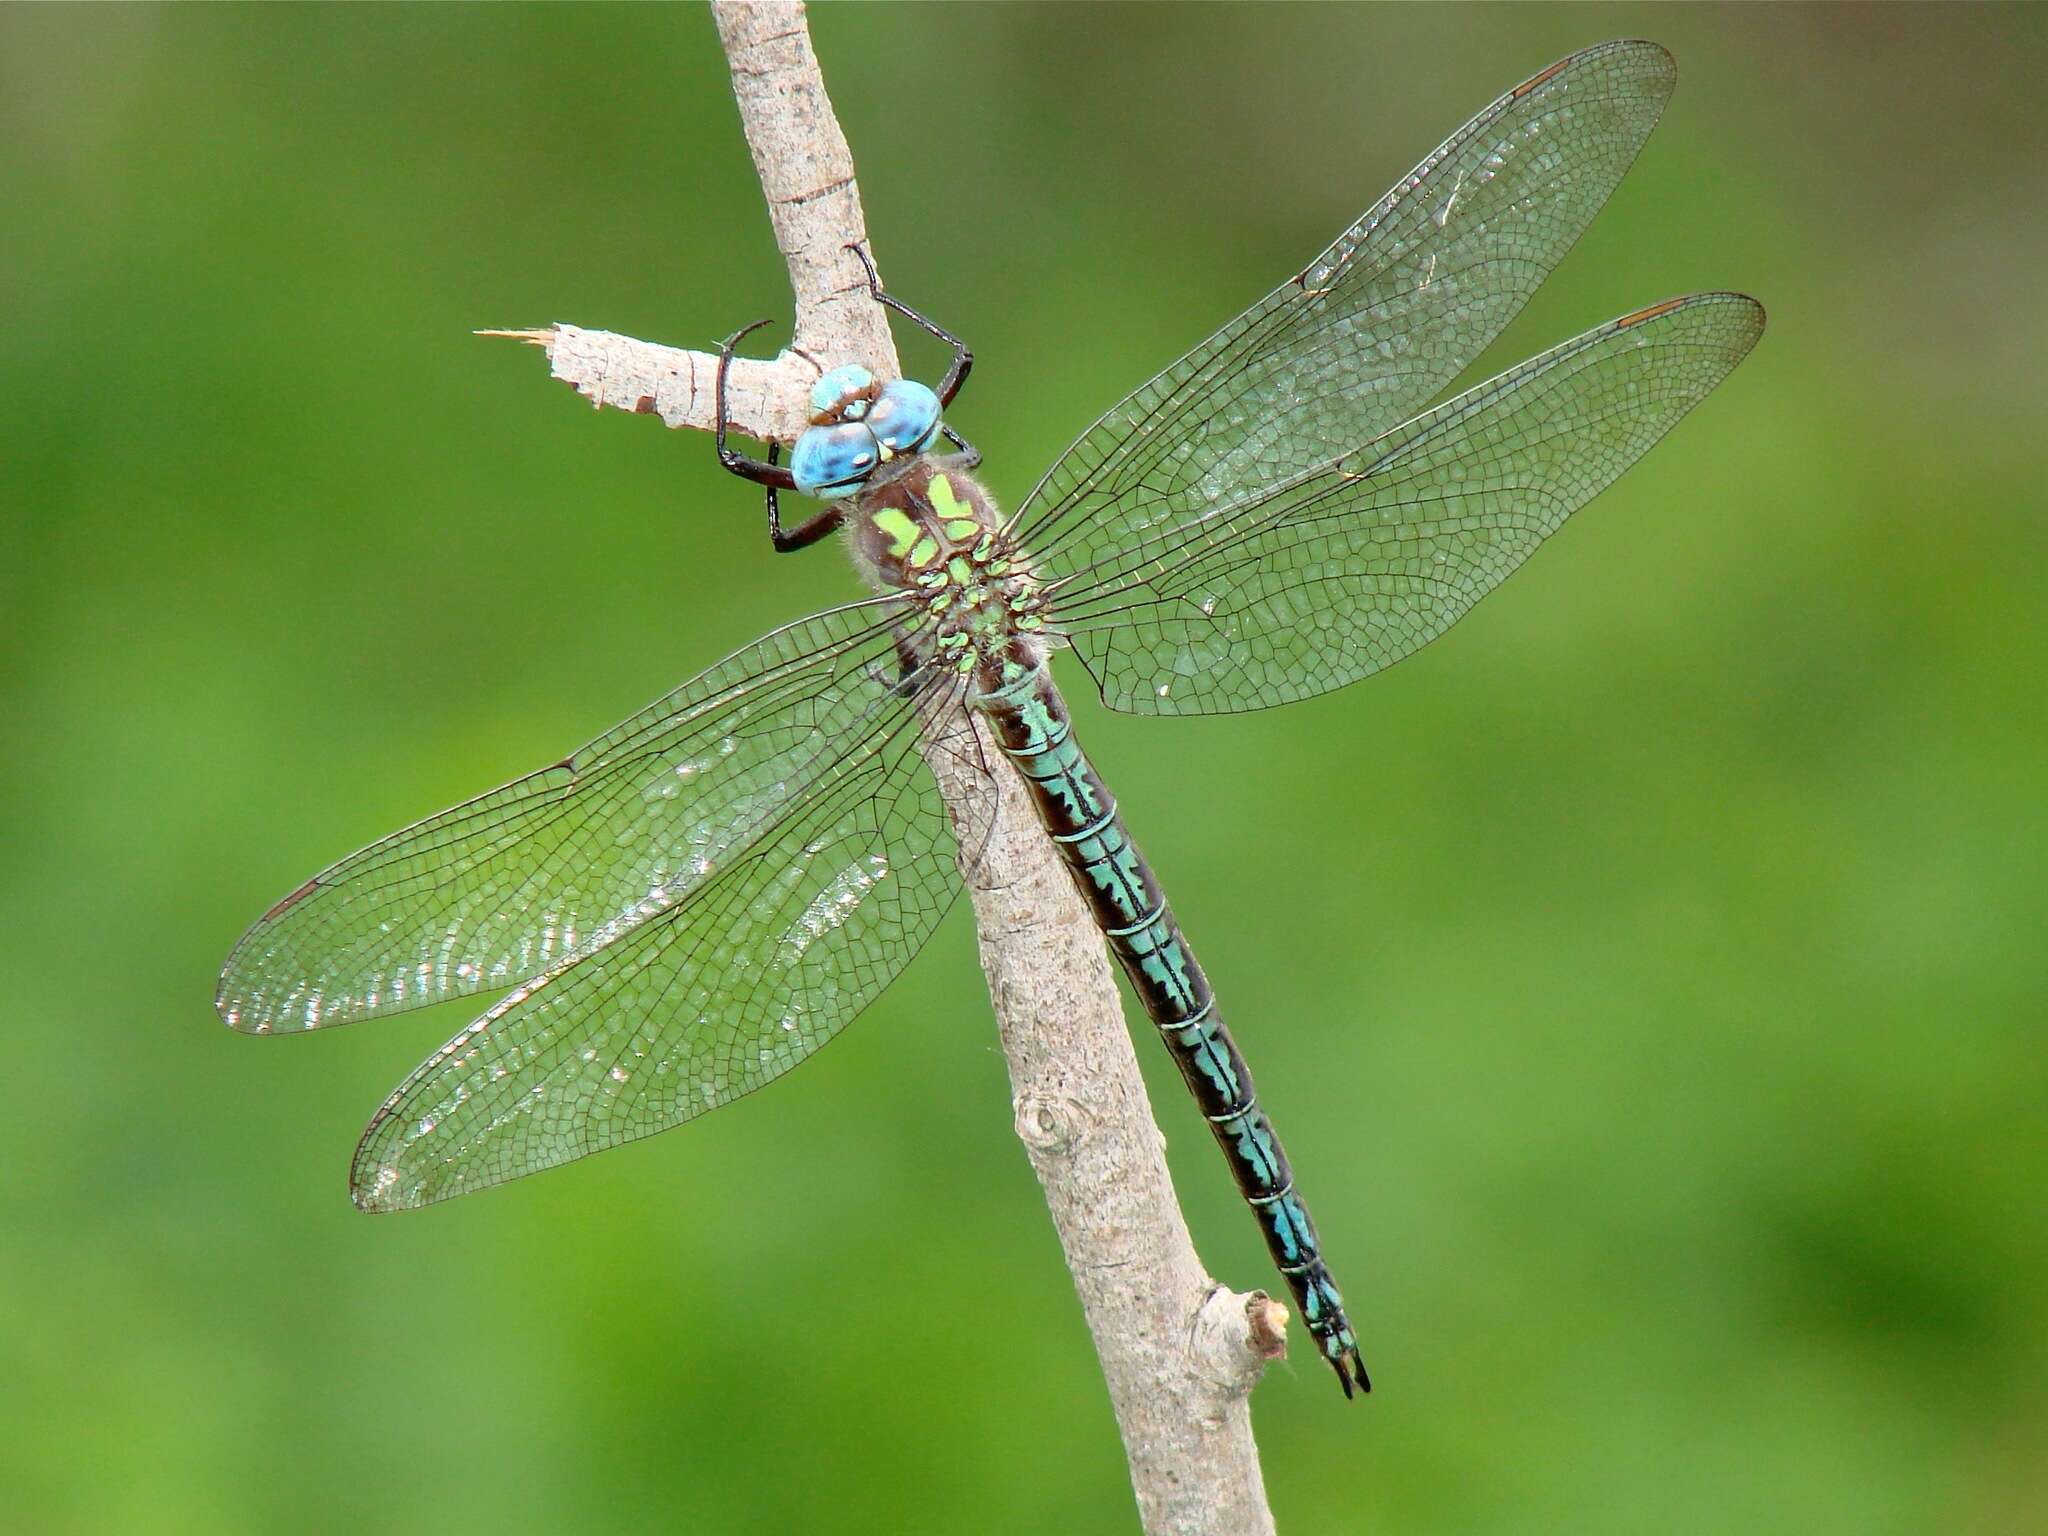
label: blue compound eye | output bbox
[791,421,881,498]
[867,379,942,455]
[809,364,877,424]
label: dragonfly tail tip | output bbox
[1331,1347,1371,1399]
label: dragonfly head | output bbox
[792,365,944,498]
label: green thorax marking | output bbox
[871,506,921,560]
[928,473,970,523]
[875,473,983,572]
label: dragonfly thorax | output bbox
[849,460,1046,676]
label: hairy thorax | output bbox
[846,457,1049,681]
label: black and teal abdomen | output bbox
[973,656,1367,1393]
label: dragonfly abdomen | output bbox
[972,653,1369,1396]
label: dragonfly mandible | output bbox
[218,40,1762,1399]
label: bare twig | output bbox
[488,6,1280,1530]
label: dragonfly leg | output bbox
[715,321,844,554]
[846,243,974,407]
[939,424,982,470]
[763,442,847,553]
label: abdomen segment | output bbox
[973,655,1369,1396]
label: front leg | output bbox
[714,321,840,553]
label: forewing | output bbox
[1016,40,1677,577]
[1055,293,1764,714]
[350,679,995,1210]
[218,600,918,1034]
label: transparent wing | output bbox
[1011,40,1677,574]
[350,683,994,1210]
[1050,293,1765,715]
[218,599,925,1034]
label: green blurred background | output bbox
[3,4,2042,1532]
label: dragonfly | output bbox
[218,39,1762,1398]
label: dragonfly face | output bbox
[791,364,945,498]
[221,39,1762,1400]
